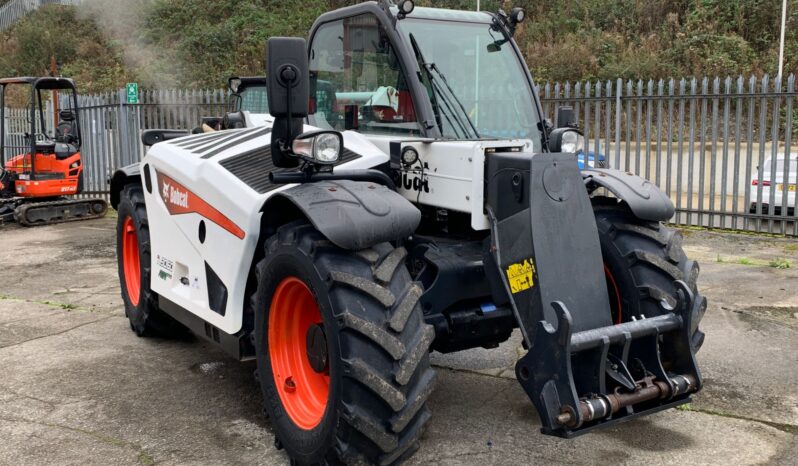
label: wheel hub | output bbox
[268,277,330,430]
[306,323,329,373]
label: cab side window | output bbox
[308,14,420,136]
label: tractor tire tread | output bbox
[340,311,406,360]
[594,202,705,350]
[253,221,434,465]
[117,184,185,338]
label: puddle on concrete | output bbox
[190,361,227,375]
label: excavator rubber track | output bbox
[14,198,108,227]
[0,198,17,224]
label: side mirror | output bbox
[268,37,308,118]
[556,106,576,128]
[549,128,585,154]
[267,37,310,168]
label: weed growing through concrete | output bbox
[769,258,791,269]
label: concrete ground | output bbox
[1,217,797,465]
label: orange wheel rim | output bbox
[269,276,330,430]
[122,216,141,306]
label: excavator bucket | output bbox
[486,152,703,437]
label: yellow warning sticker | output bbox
[506,258,535,294]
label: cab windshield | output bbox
[238,85,269,114]
[397,17,542,149]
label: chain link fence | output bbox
[2,76,797,235]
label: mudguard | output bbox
[109,163,141,209]
[582,168,674,221]
[265,180,421,250]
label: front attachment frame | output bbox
[515,281,702,437]
[484,151,702,437]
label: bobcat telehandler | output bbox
[111,2,706,464]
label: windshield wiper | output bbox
[408,33,480,139]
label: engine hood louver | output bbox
[219,146,362,194]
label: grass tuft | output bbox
[769,258,791,269]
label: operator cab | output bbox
[306,3,545,149]
[0,77,82,163]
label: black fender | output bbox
[109,163,141,210]
[262,180,421,250]
[582,168,675,221]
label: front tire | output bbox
[116,184,185,338]
[253,222,436,465]
[594,201,706,350]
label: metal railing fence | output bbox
[0,0,83,31]
[2,76,797,235]
[538,74,798,236]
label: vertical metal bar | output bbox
[583,81,591,155]
[554,82,561,120]
[720,77,731,230]
[615,79,622,169]
[114,90,124,171]
[782,75,794,234]
[625,80,632,172]
[635,80,643,175]
[605,80,612,167]
[594,81,601,160]
[687,78,697,226]
[158,89,166,128]
[91,95,100,195]
[666,79,674,198]
[96,95,106,195]
[709,77,720,229]
[656,79,664,187]
[732,76,744,230]
[756,76,769,233]
[543,83,550,119]
[170,88,178,129]
[645,80,653,181]
[697,77,709,229]
[677,79,686,224]
[769,75,781,234]
[744,76,756,231]
[178,88,185,130]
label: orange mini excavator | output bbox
[0,77,107,226]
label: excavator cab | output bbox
[0,77,106,226]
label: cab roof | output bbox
[0,76,77,90]
[397,6,493,23]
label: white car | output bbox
[750,153,797,215]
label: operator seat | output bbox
[55,110,78,144]
[54,110,79,159]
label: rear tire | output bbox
[116,184,186,338]
[253,222,436,465]
[594,201,706,350]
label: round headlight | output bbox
[561,131,584,154]
[511,7,525,24]
[399,0,415,15]
[401,146,419,166]
[314,133,341,163]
